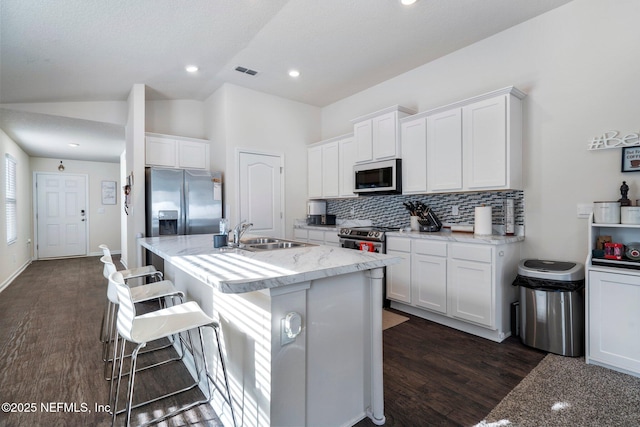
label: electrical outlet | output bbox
[452,206,459,216]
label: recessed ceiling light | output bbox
[68,143,79,147]
[288,69,300,78]
[401,0,417,5]
[185,65,199,73]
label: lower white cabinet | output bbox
[386,238,412,304]
[587,270,640,376]
[294,227,340,247]
[386,235,520,342]
[448,244,493,327]
[413,240,447,313]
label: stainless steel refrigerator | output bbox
[145,167,223,238]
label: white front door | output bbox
[36,173,88,258]
[238,151,284,238]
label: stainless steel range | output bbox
[338,226,396,253]
[339,226,397,307]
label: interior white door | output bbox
[36,173,87,258]
[239,151,284,238]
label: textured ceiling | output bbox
[0,0,572,162]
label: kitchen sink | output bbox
[240,237,280,245]
[239,237,314,251]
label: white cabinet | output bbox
[307,142,338,198]
[386,234,521,342]
[585,214,640,377]
[400,116,428,194]
[293,228,308,242]
[308,135,355,199]
[351,106,415,163]
[386,237,412,304]
[417,86,524,194]
[448,244,493,327]
[427,108,463,192]
[587,270,640,376]
[463,95,513,189]
[412,240,448,314]
[338,136,356,198]
[145,133,210,170]
[293,227,340,247]
[307,145,323,199]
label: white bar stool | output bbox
[100,257,184,381]
[109,271,235,427]
[98,244,163,345]
[99,244,163,283]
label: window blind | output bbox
[5,154,17,244]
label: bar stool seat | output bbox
[99,244,163,283]
[109,271,235,427]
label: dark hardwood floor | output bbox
[0,257,545,426]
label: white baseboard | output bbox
[0,259,32,293]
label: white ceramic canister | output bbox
[593,201,621,224]
[621,206,640,224]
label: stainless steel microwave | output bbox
[354,159,402,195]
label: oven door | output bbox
[340,238,384,253]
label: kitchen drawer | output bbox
[308,230,325,242]
[325,232,340,244]
[294,229,308,241]
[413,239,447,257]
[450,243,492,263]
[387,237,411,253]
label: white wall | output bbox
[145,99,206,138]
[123,84,147,269]
[205,84,321,236]
[29,157,121,256]
[321,0,640,264]
[0,129,32,291]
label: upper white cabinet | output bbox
[308,134,356,199]
[427,87,526,192]
[427,108,463,192]
[145,133,210,170]
[400,116,428,194]
[338,136,357,198]
[399,86,525,194]
[351,106,415,163]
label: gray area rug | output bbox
[476,354,640,427]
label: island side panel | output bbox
[305,270,374,426]
[165,262,274,427]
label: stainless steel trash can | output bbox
[513,260,585,357]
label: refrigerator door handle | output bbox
[183,179,189,235]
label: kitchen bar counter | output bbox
[138,234,400,427]
[138,233,398,294]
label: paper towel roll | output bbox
[474,206,492,235]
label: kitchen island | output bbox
[138,234,400,427]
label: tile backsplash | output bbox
[326,190,524,230]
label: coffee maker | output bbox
[307,200,326,225]
[307,200,335,225]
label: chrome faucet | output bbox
[230,220,253,247]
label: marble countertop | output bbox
[139,234,401,294]
[386,229,524,244]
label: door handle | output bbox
[80,209,86,216]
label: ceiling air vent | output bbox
[235,66,259,76]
